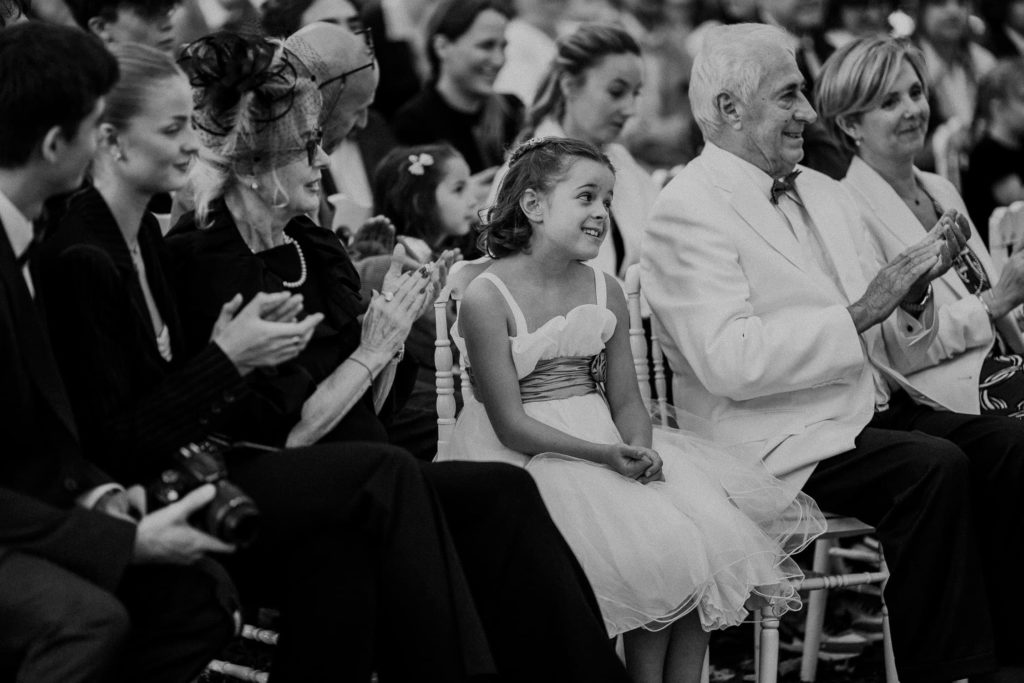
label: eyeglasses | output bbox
[317,28,375,92]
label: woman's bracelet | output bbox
[977,292,993,320]
[349,357,376,386]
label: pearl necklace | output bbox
[279,234,307,289]
[242,229,308,288]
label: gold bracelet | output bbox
[349,357,375,386]
[977,293,993,320]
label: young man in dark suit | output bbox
[0,22,237,683]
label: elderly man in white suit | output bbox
[643,22,1024,683]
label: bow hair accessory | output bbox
[408,153,434,176]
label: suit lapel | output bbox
[846,159,982,301]
[0,220,79,439]
[845,157,922,250]
[799,172,868,303]
[76,187,168,358]
[702,147,808,272]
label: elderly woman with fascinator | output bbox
[817,35,1024,421]
[168,31,630,683]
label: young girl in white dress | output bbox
[435,137,825,683]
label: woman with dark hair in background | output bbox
[824,0,894,48]
[392,0,523,182]
[965,58,1024,231]
[912,0,995,168]
[980,0,1024,59]
[260,0,361,36]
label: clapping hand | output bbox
[988,250,1024,319]
[361,266,433,357]
[211,292,324,374]
[350,215,397,255]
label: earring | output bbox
[249,181,259,191]
[112,149,124,161]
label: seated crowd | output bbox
[3,1,1024,682]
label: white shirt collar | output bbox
[0,188,33,262]
[703,141,783,199]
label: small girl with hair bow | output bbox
[437,136,826,683]
[362,144,478,264]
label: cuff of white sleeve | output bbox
[76,483,126,510]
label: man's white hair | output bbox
[689,23,793,141]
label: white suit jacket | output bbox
[842,156,1008,414]
[641,143,943,489]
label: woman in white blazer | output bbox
[817,35,1024,415]
[488,23,658,280]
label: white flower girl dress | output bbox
[436,265,824,636]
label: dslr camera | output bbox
[148,438,260,548]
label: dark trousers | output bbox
[0,551,234,683]
[423,462,631,683]
[803,392,1024,682]
[225,442,495,683]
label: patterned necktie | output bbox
[770,170,802,205]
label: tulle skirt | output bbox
[442,393,825,636]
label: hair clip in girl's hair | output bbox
[508,137,557,166]
[407,153,434,176]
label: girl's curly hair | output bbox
[478,137,614,258]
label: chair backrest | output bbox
[434,258,492,459]
[624,264,670,425]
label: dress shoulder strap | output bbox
[477,271,529,336]
[591,264,607,309]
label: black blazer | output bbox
[34,186,246,485]
[0,216,134,591]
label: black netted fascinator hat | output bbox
[178,32,322,175]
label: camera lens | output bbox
[207,482,261,548]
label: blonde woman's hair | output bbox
[523,23,641,141]
[815,36,929,154]
[103,42,185,130]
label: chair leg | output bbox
[754,613,761,683]
[801,538,833,683]
[758,608,780,683]
[880,552,898,683]
[701,646,710,683]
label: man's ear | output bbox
[431,34,451,63]
[39,125,65,165]
[715,91,743,130]
[519,188,544,223]
[86,15,114,42]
